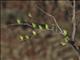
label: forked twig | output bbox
[36,1,80,56]
[71,0,80,56]
[36,5,64,35]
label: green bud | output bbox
[25,35,30,39]
[19,35,24,41]
[45,24,49,30]
[63,29,67,36]
[64,36,69,43]
[28,13,32,17]
[60,42,66,46]
[39,25,43,30]
[32,30,37,36]
[32,23,36,28]
[17,19,21,24]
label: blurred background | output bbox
[1,0,80,60]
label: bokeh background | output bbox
[1,0,80,60]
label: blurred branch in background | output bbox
[70,0,80,56]
[71,0,76,42]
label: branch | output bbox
[8,23,33,28]
[36,2,80,56]
[70,0,80,56]
[71,0,76,41]
[36,5,64,35]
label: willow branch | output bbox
[36,6,64,35]
[36,2,80,56]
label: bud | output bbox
[45,24,49,30]
[32,30,37,36]
[17,19,21,24]
[32,23,36,28]
[25,35,30,39]
[63,29,67,36]
[39,25,43,30]
[19,35,24,41]
[60,42,66,46]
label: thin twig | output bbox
[9,23,32,27]
[36,6,64,35]
[71,0,76,41]
[71,0,80,56]
[69,42,80,56]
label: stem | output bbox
[70,0,80,56]
[71,0,76,41]
[9,23,32,27]
[36,6,64,35]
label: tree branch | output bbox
[36,2,80,56]
[70,0,80,56]
[36,5,64,35]
[71,0,76,41]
